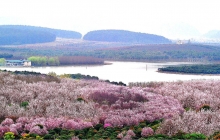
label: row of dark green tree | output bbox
[158,64,220,74]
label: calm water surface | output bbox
[1,61,220,84]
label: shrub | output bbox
[76,97,86,102]
[48,71,57,77]
[141,127,154,137]
[3,132,15,140]
[146,134,169,139]
[104,123,112,128]
[0,126,10,138]
[156,110,220,136]
[197,104,211,112]
[20,101,29,109]
[207,131,220,140]
[182,133,206,139]
[1,118,14,126]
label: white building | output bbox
[6,60,31,67]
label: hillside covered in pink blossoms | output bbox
[0,71,220,139]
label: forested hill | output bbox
[0,27,56,45]
[83,30,171,44]
[1,25,82,39]
[0,25,82,45]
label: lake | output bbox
[1,61,220,84]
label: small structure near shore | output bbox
[6,59,31,67]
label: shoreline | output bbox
[104,58,213,64]
[0,62,112,68]
[157,70,220,76]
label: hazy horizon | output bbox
[1,0,220,39]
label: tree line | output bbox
[28,56,59,66]
[27,56,104,66]
[59,56,104,65]
[0,58,6,66]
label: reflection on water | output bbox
[1,61,220,84]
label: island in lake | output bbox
[158,64,220,74]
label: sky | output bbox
[0,0,220,39]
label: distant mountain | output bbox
[0,25,82,39]
[0,25,82,45]
[83,30,171,44]
[159,22,201,39]
[203,30,220,39]
[0,26,56,45]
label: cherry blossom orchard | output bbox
[0,71,219,139]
